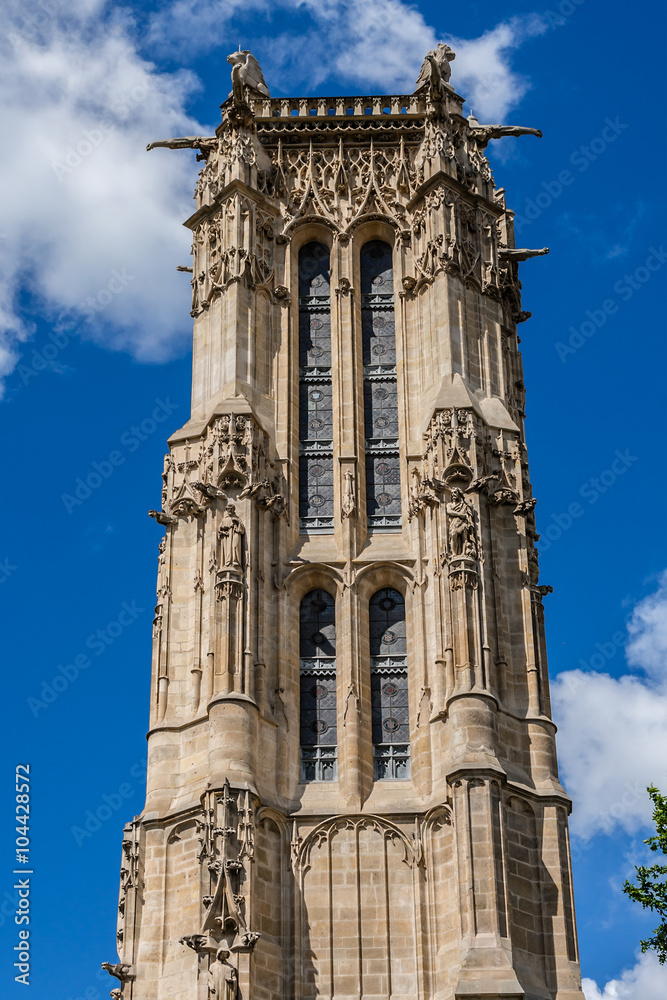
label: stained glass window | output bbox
[300,589,337,782]
[361,240,401,529]
[369,588,410,779]
[299,242,334,531]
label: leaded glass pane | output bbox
[299,242,333,532]
[370,588,410,779]
[299,380,334,442]
[299,453,334,528]
[361,240,401,530]
[300,589,337,781]
[362,306,397,367]
[365,451,402,525]
[364,379,399,438]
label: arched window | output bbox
[369,588,410,779]
[299,242,334,532]
[361,240,401,529]
[300,589,337,781]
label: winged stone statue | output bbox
[227,49,271,102]
[415,43,456,97]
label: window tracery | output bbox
[299,242,334,531]
[369,588,410,779]
[300,589,337,781]
[361,241,401,529]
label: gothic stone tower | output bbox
[108,45,585,1000]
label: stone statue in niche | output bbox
[446,488,477,558]
[219,504,245,569]
[207,945,238,999]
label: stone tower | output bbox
[107,45,585,1000]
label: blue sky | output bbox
[1,1,666,998]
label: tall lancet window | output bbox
[300,589,337,782]
[361,240,401,529]
[299,242,334,532]
[370,588,410,779]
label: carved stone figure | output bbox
[499,247,549,262]
[342,470,356,519]
[148,509,177,526]
[101,963,130,981]
[193,481,225,501]
[219,504,245,569]
[466,116,543,149]
[208,945,238,999]
[146,136,218,162]
[415,43,456,95]
[227,49,270,100]
[446,487,477,558]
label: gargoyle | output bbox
[192,481,225,500]
[146,136,218,162]
[467,117,543,149]
[148,509,177,526]
[466,475,500,496]
[499,247,549,262]
[179,933,208,952]
[514,498,537,516]
[101,963,131,981]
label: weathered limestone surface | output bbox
[108,45,585,1000]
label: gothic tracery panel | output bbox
[298,817,418,1000]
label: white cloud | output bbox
[147,0,543,118]
[443,16,548,121]
[552,572,667,838]
[0,1,206,392]
[1,0,545,393]
[583,951,667,999]
[627,572,667,679]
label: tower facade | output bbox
[108,46,585,1000]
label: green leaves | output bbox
[623,785,667,964]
